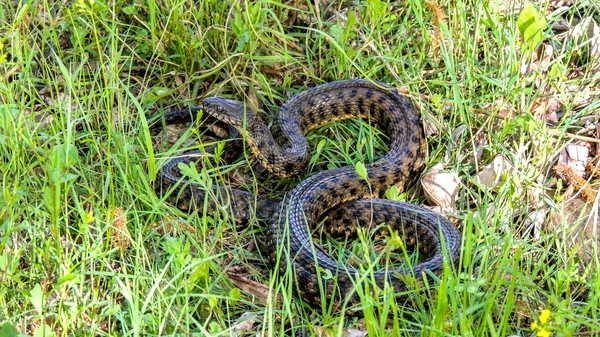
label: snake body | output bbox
[157,79,461,309]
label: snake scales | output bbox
[156,79,461,309]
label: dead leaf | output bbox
[523,207,548,240]
[565,83,593,111]
[591,19,600,54]
[548,197,600,267]
[571,17,600,59]
[530,92,562,120]
[314,327,330,337]
[39,81,77,114]
[231,312,258,336]
[342,328,369,337]
[421,165,460,211]
[152,216,198,236]
[313,326,369,337]
[557,142,590,177]
[474,155,513,190]
[469,131,487,165]
[587,157,600,178]
[425,1,447,59]
[451,125,467,142]
[561,17,600,81]
[423,113,441,137]
[539,43,554,70]
[553,162,597,203]
[483,100,514,119]
[111,207,131,251]
[227,271,279,304]
[590,19,600,74]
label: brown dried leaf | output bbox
[520,43,554,79]
[474,155,513,190]
[483,100,514,118]
[530,95,562,119]
[421,166,460,211]
[313,327,368,337]
[425,1,447,59]
[446,125,467,161]
[557,143,590,176]
[423,113,441,137]
[22,104,55,129]
[111,207,131,251]
[571,17,600,55]
[591,19,600,54]
[591,19,600,74]
[554,162,597,203]
[232,312,258,336]
[470,131,487,165]
[567,17,600,77]
[537,43,554,71]
[565,83,593,111]
[39,82,77,114]
[548,197,599,266]
[451,125,467,142]
[343,328,369,337]
[587,157,600,178]
[227,271,279,304]
[152,216,198,236]
[314,327,330,337]
[523,207,548,240]
[548,0,574,10]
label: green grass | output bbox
[1,0,600,336]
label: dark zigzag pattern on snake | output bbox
[155,79,461,310]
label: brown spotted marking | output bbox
[156,79,461,312]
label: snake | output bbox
[155,79,461,311]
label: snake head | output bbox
[202,97,257,131]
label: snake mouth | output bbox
[202,96,254,129]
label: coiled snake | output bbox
[156,79,461,310]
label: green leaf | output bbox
[101,303,121,316]
[50,143,80,168]
[89,0,107,11]
[214,141,225,163]
[148,87,173,101]
[189,261,209,283]
[517,3,547,49]
[355,161,368,181]
[57,273,78,285]
[0,322,17,337]
[320,268,334,280]
[467,285,479,294]
[42,185,55,217]
[310,139,327,165]
[366,0,384,20]
[208,296,218,309]
[329,23,344,42]
[229,287,241,307]
[122,5,138,15]
[0,250,7,271]
[347,10,358,30]
[315,139,326,155]
[549,63,566,80]
[385,185,399,200]
[209,321,221,333]
[178,160,199,178]
[32,324,56,337]
[29,284,44,313]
